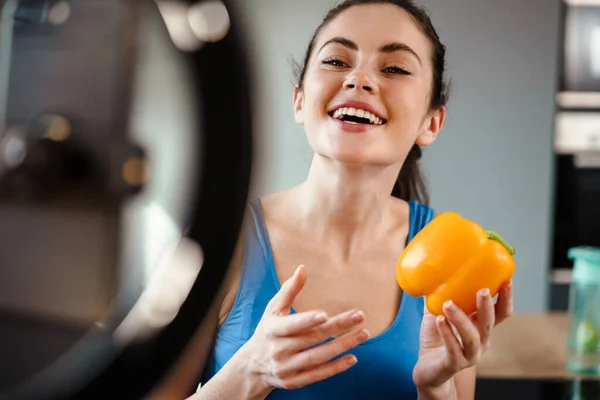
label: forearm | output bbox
[188,345,271,400]
[417,378,457,400]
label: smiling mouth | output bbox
[328,107,387,125]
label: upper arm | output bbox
[454,366,476,400]
[146,234,245,400]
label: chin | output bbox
[323,147,376,165]
[309,135,391,165]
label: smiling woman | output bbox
[150,1,514,399]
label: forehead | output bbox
[316,4,431,60]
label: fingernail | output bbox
[437,315,446,324]
[347,355,357,366]
[357,329,369,343]
[314,312,327,323]
[351,311,364,324]
[480,288,490,299]
[444,300,454,310]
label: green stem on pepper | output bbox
[485,230,515,255]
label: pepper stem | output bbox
[485,230,515,255]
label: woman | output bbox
[152,0,513,399]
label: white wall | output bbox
[232,0,562,312]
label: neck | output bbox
[293,155,402,260]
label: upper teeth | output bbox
[332,107,384,125]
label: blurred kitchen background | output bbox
[230,0,599,314]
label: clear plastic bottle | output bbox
[566,247,600,376]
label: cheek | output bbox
[390,81,426,108]
[303,71,342,115]
[386,84,429,127]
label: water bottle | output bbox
[566,247,600,376]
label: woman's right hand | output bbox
[239,264,369,396]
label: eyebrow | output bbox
[318,36,422,66]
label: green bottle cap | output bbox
[568,247,600,285]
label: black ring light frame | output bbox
[1,0,253,398]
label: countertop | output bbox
[477,312,598,380]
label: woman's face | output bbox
[294,4,445,167]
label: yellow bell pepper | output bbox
[396,212,516,316]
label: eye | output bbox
[383,66,410,75]
[322,57,348,67]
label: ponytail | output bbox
[391,144,429,205]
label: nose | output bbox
[343,71,378,93]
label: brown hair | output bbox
[293,0,450,205]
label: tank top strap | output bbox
[407,200,435,242]
[245,197,274,267]
[213,198,280,342]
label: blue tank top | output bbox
[200,198,435,399]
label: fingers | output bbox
[270,265,307,314]
[263,308,366,390]
[443,300,481,362]
[435,315,463,369]
[494,280,513,326]
[475,288,495,349]
[271,310,329,337]
[286,309,365,352]
[278,354,358,390]
[438,287,502,372]
[276,328,369,378]
[313,310,365,338]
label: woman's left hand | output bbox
[412,280,514,390]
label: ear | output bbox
[293,86,304,125]
[415,106,446,146]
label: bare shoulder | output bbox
[388,196,411,225]
[391,197,441,217]
[258,188,296,220]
